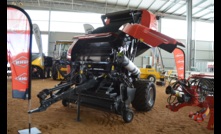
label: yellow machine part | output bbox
[57,67,68,80]
[32,57,44,70]
[139,68,163,79]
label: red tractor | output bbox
[30,9,184,123]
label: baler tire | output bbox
[132,80,156,111]
[122,109,134,123]
[62,99,69,107]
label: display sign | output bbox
[7,5,33,99]
[173,48,185,79]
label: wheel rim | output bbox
[126,112,133,121]
[149,76,155,82]
[147,86,154,106]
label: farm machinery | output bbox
[29,9,184,123]
[51,40,73,80]
[165,74,214,129]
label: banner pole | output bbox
[28,10,32,134]
[28,99,31,134]
[7,5,41,134]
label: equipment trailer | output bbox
[29,9,184,123]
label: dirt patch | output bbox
[7,77,214,134]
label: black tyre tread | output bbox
[52,64,58,80]
[132,80,156,111]
[39,68,44,79]
[31,66,44,79]
[62,99,69,107]
[122,109,134,123]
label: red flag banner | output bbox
[7,5,32,99]
[173,48,185,79]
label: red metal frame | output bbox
[140,9,157,30]
[121,23,185,51]
[166,74,214,130]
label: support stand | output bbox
[207,107,214,130]
[18,127,41,134]
[76,92,81,122]
[18,99,41,134]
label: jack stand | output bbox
[207,108,214,130]
[76,92,81,122]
